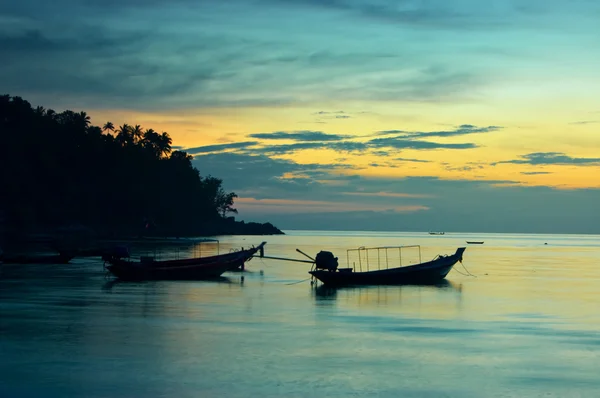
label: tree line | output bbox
[0,95,247,244]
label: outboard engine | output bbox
[315,251,339,272]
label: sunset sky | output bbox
[2,0,599,233]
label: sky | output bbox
[2,0,600,233]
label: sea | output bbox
[1,231,599,398]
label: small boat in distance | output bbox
[103,241,266,281]
[466,241,484,245]
[308,245,466,287]
[429,231,445,235]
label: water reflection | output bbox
[312,280,463,305]
[101,276,239,292]
[312,285,338,301]
[2,232,600,398]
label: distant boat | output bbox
[466,241,484,245]
[429,231,445,235]
[308,246,466,287]
[103,241,266,281]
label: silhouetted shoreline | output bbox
[0,94,283,254]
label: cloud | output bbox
[394,157,432,163]
[370,150,391,157]
[198,124,494,157]
[398,124,501,139]
[312,110,352,121]
[234,197,428,214]
[341,191,432,199]
[248,131,350,141]
[185,141,259,154]
[240,141,371,155]
[372,130,405,136]
[0,26,233,110]
[569,121,598,125]
[521,171,552,175]
[261,0,511,31]
[254,180,600,234]
[494,152,600,166]
[372,124,502,141]
[369,163,400,168]
[333,66,485,104]
[226,126,484,156]
[192,152,360,199]
[3,0,600,113]
[368,137,477,150]
[314,111,346,115]
[0,2,500,111]
[246,142,326,155]
[444,165,478,172]
[264,0,600,34]
[376,124,501,140]
[192,151,600,233]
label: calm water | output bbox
[1,231,599,397]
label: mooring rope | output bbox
[285,277,311,285]
[454,261,477,277]
[256,257,270,268]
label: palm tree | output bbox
[102,122,115,134]
[131,124,144,144]
[75,111,91,130]
[142,128,160,157]
[158,132,173,157]
[116,124,132,146]
[141,129,173,158]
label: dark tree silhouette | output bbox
[102,121,115,134]
[0,95,282,246]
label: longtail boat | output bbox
[0,253,74,265]
[308,245,466,287]
[103,241,266,281]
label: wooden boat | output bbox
[0,253,74,264]
[103,241,266,281]
[466,241,484,244]
[309,246,466,287]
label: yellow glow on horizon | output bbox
[87,100,600,190]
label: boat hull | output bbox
[105,243,265,281]
[107,258,241,280]
[310,247,465,286]
[1,254,74,265]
